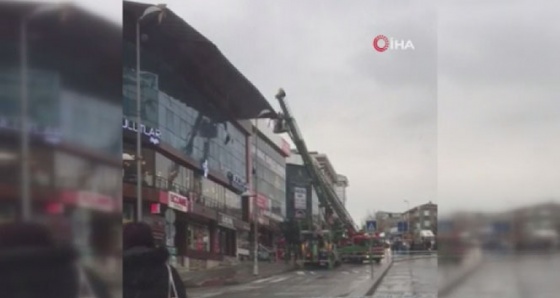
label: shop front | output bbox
[161,191,190,265]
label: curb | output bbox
[438,250,484,297]
[185,264,300,288]
[365,258,394,296]
[345,257,394,297]
[393,254,437,263]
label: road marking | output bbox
[252,276,277,284]
[296,271,305,275]
[269,276,291,283]
[309,271,316,275]
[352,270,359,274]
[193,292,224,298]
[342,271,350,275]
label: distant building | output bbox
[511,201,560,248]
[309,152,338,188]
[403,202,438,235]
[286,152,322,227]
[375,211,405,235]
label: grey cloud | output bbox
[439,0,560,85]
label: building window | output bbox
[424,220,431,228]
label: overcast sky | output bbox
[71,0,559,221]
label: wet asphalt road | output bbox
[445,251,560,298]
[371,256,437,298]
[188,260,389,298]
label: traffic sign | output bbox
[492,222,510,234]
[397,221,408,232]
[366,220,377,233]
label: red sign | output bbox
[280,138,291,157]
[60,191,116,212]
[168,192,189,213]
[256,194,268,210]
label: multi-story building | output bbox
[0,1,122,277]
[375,211,405,235]
[335,174,349,206]
[511,201,560,248]
[309,152,338,187]
[250,119,291,250]
[286,152,321,228]
[122,1,276,270]
[403,202,438,236]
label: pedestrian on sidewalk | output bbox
[123,222,187,298]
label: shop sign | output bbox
[168,192,189,213]
[218,213,235,230]
[122,118,161,145]
[0,116,62,144]
[256,194,268,210]
[280,138,291,156]
[60,191,116,213]
[227,171,247,192]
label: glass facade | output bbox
[123,68,248,187]
[252,134,287,218]
[147,152,243,217]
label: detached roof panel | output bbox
[123,1,277,120]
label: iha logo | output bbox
[373,35,415,52]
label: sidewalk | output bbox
[178,261,300,288]
[438,247,483,297]
[392,250,437,262]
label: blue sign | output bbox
[366,220,377,233]
[397,221,408,232]
[227,171,246,193]
[122,118,161,145]
[438,220,454,233]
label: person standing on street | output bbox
[123,222,187,298]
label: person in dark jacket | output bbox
[123,222,187,298]
[0,222,79,298]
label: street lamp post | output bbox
[20,4,67,221]
[404,200,411,241]
[135,5,165,222]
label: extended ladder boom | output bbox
[274,89,357,233]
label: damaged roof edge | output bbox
[123,1,278,120]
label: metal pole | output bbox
[370,237,374,279]
[20,19,31,221]
[253,121,259,276]
[136,20,143,222]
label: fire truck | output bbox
[339,231,385,264]
[300,229,341,268]
[274,89,359,270]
